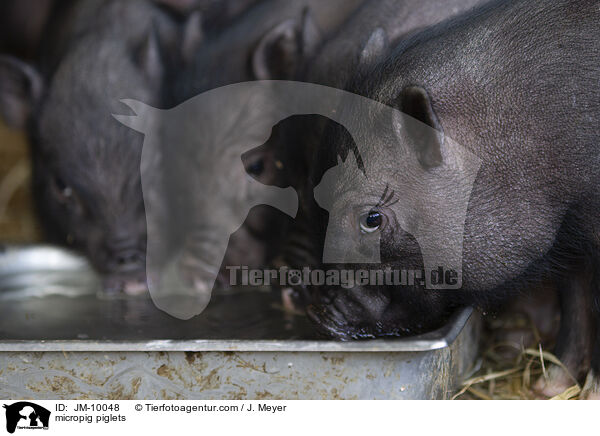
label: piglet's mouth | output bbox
[307,286,414,340]
[307,302,414,340]
[101,274,148,297]
[307,302,409,340]
[306,303,365,340]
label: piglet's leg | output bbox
[580,258,600,400]
[533,269,594,398]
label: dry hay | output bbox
[454,296,588,400]
[0,121,41,242]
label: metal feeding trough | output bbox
[0,245,480,399]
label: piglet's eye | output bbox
[246,158,265,177]
[359,210,383,234]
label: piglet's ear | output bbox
[135,22,165,85]
[252,8,322,80]
[181,11,203,64]
[299,8,321,58]
[0,56,43,129]
[358,28,388,68]
[394,86,444,169]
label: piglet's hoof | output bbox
[532,365,575,399]
[580,370,600,400]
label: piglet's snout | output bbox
[104,237,146,273]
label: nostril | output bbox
[108,247,145,271]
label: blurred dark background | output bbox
[0,0,52,242]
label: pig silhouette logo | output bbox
[114,80,481,319]
[114,82,301,319]
[3,402,50,433]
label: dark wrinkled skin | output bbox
[281,0,488,308]
[301,0,487,88]
[306,0,600,396]
[166,0,362,292]
[0,0,180,294]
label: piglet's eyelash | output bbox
[375,184,399,208]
